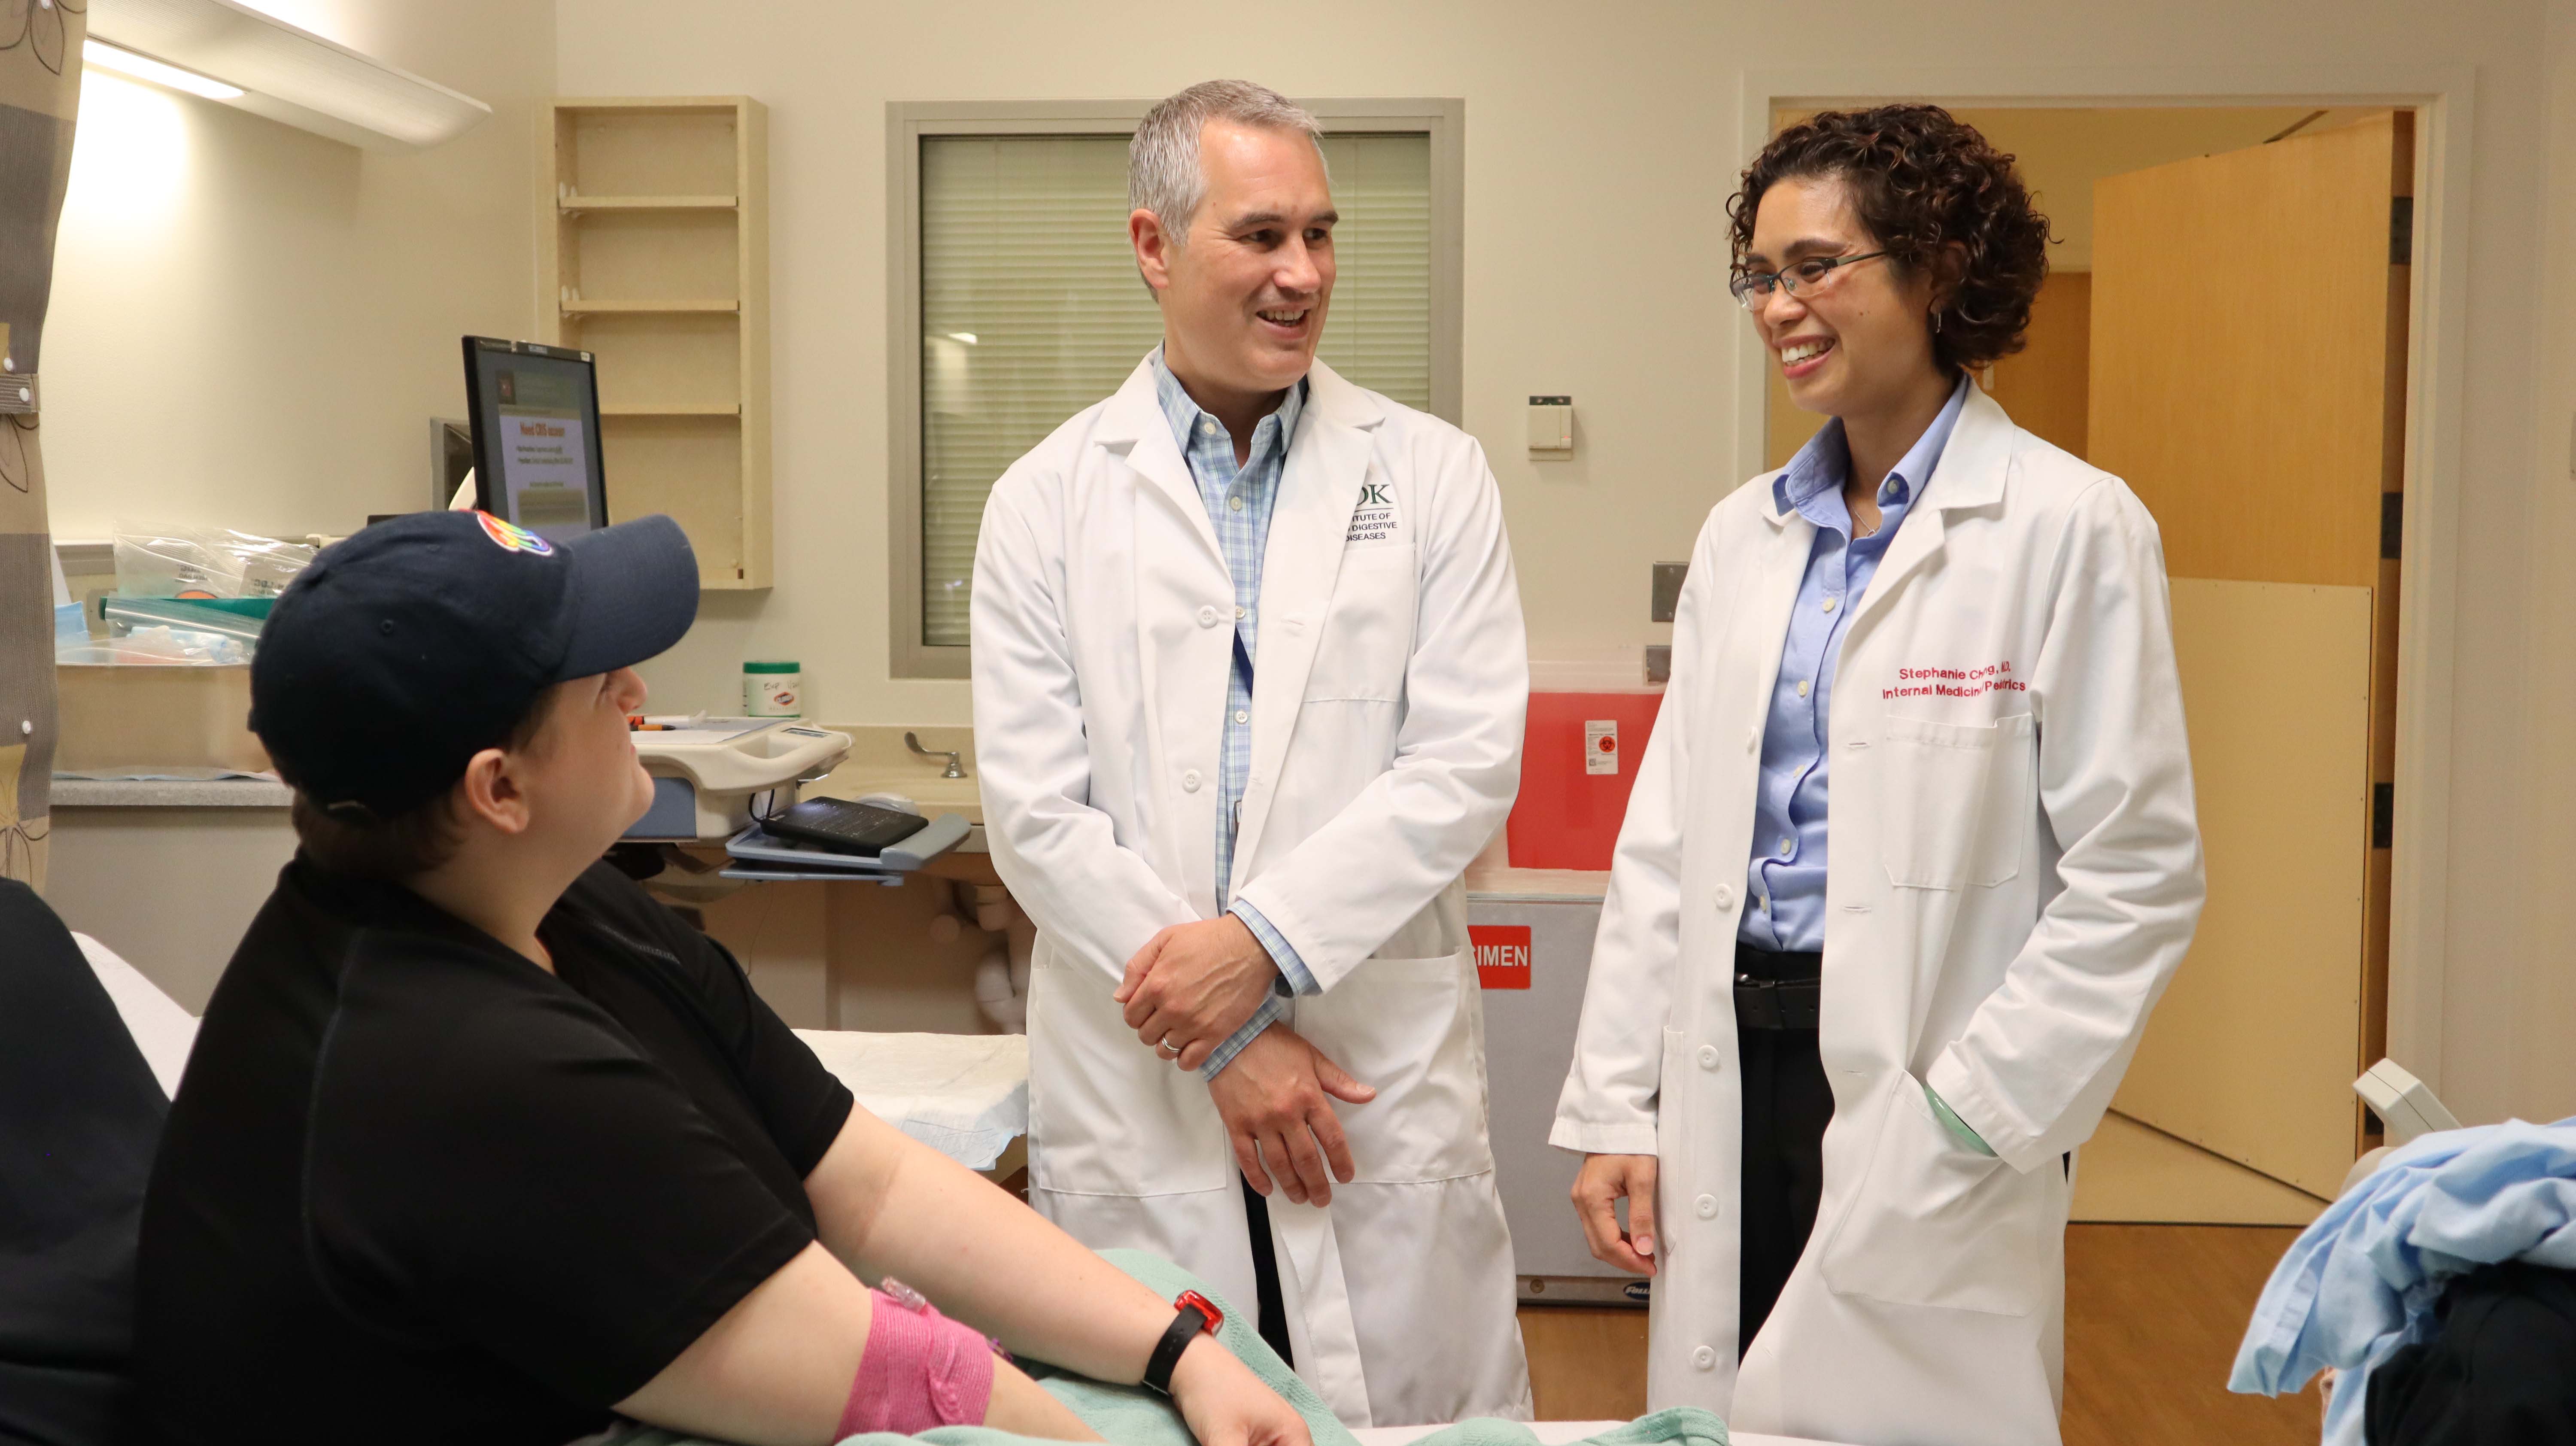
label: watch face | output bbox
[1177,1289,1225,1333]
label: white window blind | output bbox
[917,131,1433,648]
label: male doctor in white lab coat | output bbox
[971,80,1533,1428]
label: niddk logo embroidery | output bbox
[1346,479,1399,546]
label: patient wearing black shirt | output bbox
[129,512,1309,1446]
[135,857,851,1445]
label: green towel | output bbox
[590,1249,1725,1446]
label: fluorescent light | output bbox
[88,0,491,150]
[947,332,979,345]
[84,39,244,100]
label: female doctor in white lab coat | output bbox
[1553,105,2204,1446]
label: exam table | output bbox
[1355,1426,1843,1446]
[77,933,1030,1174]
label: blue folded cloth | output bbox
[2231,1118,2576,1446]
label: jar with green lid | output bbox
[744,660,802,717]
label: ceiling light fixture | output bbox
[83,39,244,100]
[85,0,490,151]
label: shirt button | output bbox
[1202,419,1220,435]
[1229,495,1245,513]
[1233,709,1249,724]
[1234,605,1246,619]
[1697,1044,1720,1070]
[1796,679,1810,698]
[1822,597,1838,614]
[1713,886,1733,911]
[1778,837,1793,856]
[1198,605,1219,627]
[1695,1194,1718,1219]
[1692,1346,1717,1371]
[1182,770,1203,792]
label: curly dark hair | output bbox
[1727,104,2052,375]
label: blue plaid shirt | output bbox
[1149,351,1322,1078]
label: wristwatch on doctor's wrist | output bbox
[1142,1291,1224,1394]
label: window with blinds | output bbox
[917,131,1434,649]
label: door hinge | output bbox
[2382,492,2403,560]
[2390,196,2415,267]
[2373,783,2394,850]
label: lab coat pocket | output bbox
[1303,552,1416,703]
[1819,1073,2047,1316]
[1880,713,2035,890]
[1024,941,1230,1197]
[1297,951,1488,1182]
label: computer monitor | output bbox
[461,336,608,541]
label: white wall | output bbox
[40,0,552,540]
[553,0,2575,1127]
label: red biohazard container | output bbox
[1506,656,1666,871]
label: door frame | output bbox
[1735,64,2473,1096]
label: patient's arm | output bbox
[615,1240,1095,1444]
[804,1103,1312,1446]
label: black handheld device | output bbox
[759,797,931,856]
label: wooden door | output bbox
[2089,113,2411,1199]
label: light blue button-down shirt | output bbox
[1149,351,1322,1078]
[1740,376,1970,953]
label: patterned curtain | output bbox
[0,0,83,887]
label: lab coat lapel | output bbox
[1849,384,2012,631]
[1231,362,1379,896]
[1097,358,1224,571]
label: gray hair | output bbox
[1128,80,1326,248]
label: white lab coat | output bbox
[1552,387,2204,1446]
[973,356,1534,1428]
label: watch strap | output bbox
[1142,1295,1219,1394]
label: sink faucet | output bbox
[905,732,966,779]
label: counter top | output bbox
[52,776,292,808]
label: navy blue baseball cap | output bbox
[250,510,698,817]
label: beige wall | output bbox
[39,0,552,541]
[2511,0,2576,1124]
[33,0,2576,1124]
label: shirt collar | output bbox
[1772,373,1973,523]
[1150,346,1305,463]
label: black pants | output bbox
[1242,1176,1296,1367]
[1735,944,1833,1358]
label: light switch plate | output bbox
[1528,395,1573,455]
[1650,562,1689,622]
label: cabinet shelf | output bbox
[600,402,741,417]
[561,194,738,212]
[543,96,770,589]
[561,298,739,315]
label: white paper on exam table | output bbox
[793,1029,1028,1171]
[1350,1427,1845,1446]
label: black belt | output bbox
[1735,943,1822,1031]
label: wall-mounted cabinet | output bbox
[539,97,771,589]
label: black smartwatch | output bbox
[1142,1290,1225,1395]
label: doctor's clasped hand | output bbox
[1117,913,1285,1071]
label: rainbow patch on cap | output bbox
[475,511,556,556]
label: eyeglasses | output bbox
[1728,251,1891,310]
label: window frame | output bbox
[885,98,1466,679]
